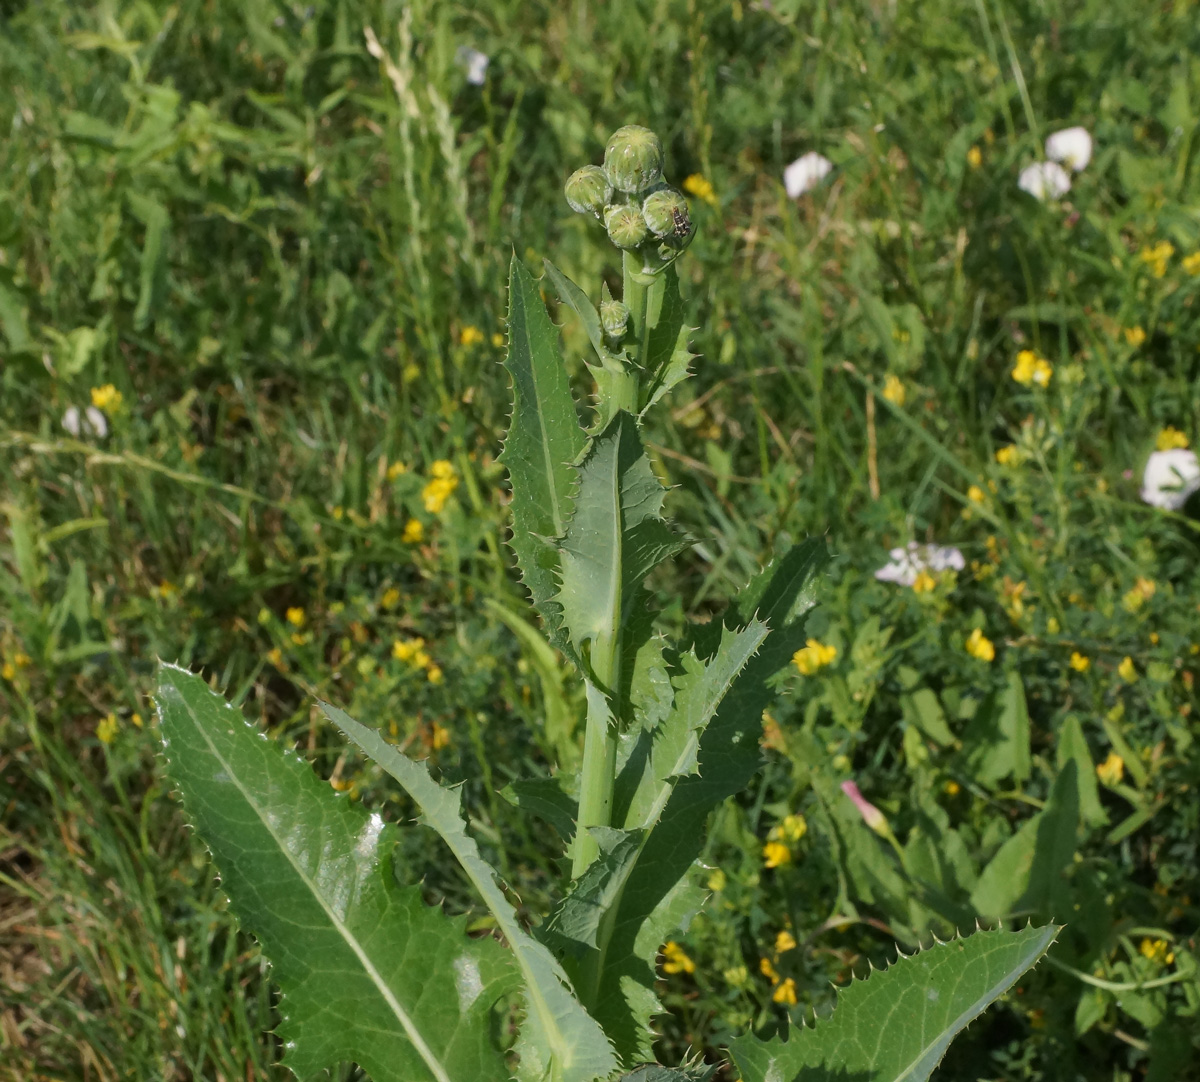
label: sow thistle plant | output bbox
[156,125,1055,1082]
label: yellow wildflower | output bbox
[683,173,718,207]
[773,978,798,1006]
[762,841,791,869]
[775,930,797,953]
[1139,241,1174,278]
[1,662,14,682]
[13,651,29,668]
[381,587,401,610]
[661,941,696,976]
[413,649,431,669]
[426,665,444,684]
[967,485,985,504]
[912,569,936,594]
[97,713,119,744]
[1069,652,1090,672]
[392,637,425,662]
[706,868,727,892]
[90,384,123,413]
[1139,938,1175,966]
[967,145,982,169]
[402,362,419,382]
[1096,751,1124,786]
[792,639,837,676]
[331,506,345,520]
[995,445,1019,465]
[1011,350,1052,387]
[267,647,285,669]
[965,628,995,662]
[422,461,459,513]
[402,518,424,544]
[759,956,781,985]
[387,461,407,480]
[430,721,450,749]
[1124,326,1147,347]
[881,374,906,406]
[286,607,305,627]
[491,332,505,348]
[459,325,484,347]
[1182,252,1200,276]
[944,780,961,796]
[1118,656,1138,682]
[1156,426,1189,451]
[131,713,143,728]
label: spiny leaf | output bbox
[556,411,683,663]
[729,924,1059,1082]
[638,263,692,413]
[502,777,579,844]
[501,254,587,654]
[620,620,770,831]
[543,258,607,364]
[542,826,644,957]
[321,702,618,1082]
[594,540,829,1060]
[155,665,518,1082]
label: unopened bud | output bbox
[840,780,889,836]
[603,125,663,194]
[565,165,612,217]
[600,297,629,339]
[604,204,648,250]
[642,187,690,239]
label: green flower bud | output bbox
[642,187,690,239]
[600,297,629,339]
[603,125,664,194]
[565,165,612,217]
[604,204,648,250]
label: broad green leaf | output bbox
[0,280,33,353]
[1056,715,1107,828]
[556,411,682,662]
[593,542,829,1060]
[729,924,1059,1082]
[962,670,1031,787]
[901,687,957,748]
[502,777,578,844]
[155,666,518,1082]
[501,255,587,655]
[321,703,618,1082]
[970,762,1079,920]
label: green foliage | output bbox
[156,666,518,1082]
[5,1,1200,1079]
[730,925,1059,1082]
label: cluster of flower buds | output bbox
[564,125,693,266]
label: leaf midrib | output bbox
[171,674,452,1082]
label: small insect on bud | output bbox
[600,297,630,340]
[642,187,690,240]
[603,125,664,194]
[565,165,613,217]
[604,204,648,250]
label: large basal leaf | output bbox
[501,255,587,654]
[593,541,829,1060]
[729,924,1059,1082]
[321,703,618,1082]
[556,410,683,665]
[155,665,518,1082]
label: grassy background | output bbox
[2,0,1199,1079]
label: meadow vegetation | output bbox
[2,1,1199,1080]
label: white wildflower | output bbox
[1141,449,1200,511]
[1045,126,1092,172]
[1018,161,1071,201]
[62,404,108,439]
[874,543,965,587]
[455,46,489,87]
[784,152,833,198]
